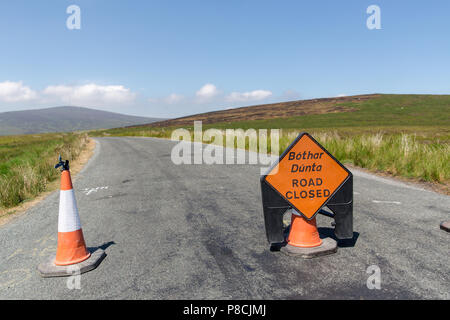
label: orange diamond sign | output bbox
[263,133,351,220]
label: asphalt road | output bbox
[0,137,449,299]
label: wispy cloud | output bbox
[195,83,220,101]
[147,84,275,113]
[0,80,279,117]
[0,81,37,102]
[164,93,184,104]
[0,81,137,109]
[226,90,272,102]
[148,93,184,105]
[42,83,136,106]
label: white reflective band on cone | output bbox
[58,189,81,233]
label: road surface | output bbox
[0,137,448,299]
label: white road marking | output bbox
[372,200,401,205]
[82,186,109,196]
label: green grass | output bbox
[206,94,450,130]
[282,131,449,184]
[0,132,89,209]
[90,94,450,188]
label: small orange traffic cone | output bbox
[38,156,106,277]
[281,209,337,258]
[287,214,322,248]
[54,169,91,266]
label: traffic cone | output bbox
[281,209,337,258]
[287,214,322,248]
[37,156,106,278]
[54,169,91,265]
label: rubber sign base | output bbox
[280,238,337,259]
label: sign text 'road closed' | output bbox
[263,133,350,220]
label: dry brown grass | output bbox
[130,94,378,128]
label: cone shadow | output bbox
[318,227,359,247]
[87,241,116,253]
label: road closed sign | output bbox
[263,132,351,220]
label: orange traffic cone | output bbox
[54,169,91,266]
[287,214,322,248]
[38,157,106,277]
[281,209,337,258]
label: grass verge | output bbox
[0,132,93,220]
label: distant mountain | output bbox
[0,106,163,135]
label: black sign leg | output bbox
[326,175,354,240]
[260,179,290,244]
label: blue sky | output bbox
[0,0,449,118]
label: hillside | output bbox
[134,94,378,128]
[0,106,162,135]
[116,94,449,136]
